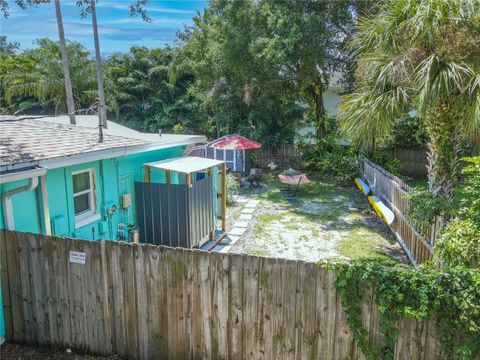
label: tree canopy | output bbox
[340,0,480,198]
[0,0,367,147]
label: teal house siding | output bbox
[0,179,39,233]
[0,146,185,241]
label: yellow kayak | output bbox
[368,196,395,225]
[355,178,370,195]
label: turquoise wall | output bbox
[0,146,184,241]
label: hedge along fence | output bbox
[1,230,472,360]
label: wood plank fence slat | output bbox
[0,231,444,359]
[361,157,437,264]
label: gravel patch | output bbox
[230,176,409,264]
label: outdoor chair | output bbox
[247,168,263,188]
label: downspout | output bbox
[2,177,39,230]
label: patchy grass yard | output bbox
[231,173,407,264]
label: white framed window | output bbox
[72,169,99,228]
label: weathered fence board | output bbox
[361,157,436,264]
[0,230,444,359]
[393,147,428,177]
[254,144,296,168]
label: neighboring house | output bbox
[0,115,206,241]
[295,73,344,143]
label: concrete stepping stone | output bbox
[212,244,231,253]
[229,227,246,236]
[239,214,253,221]
[245,202,257,208]
[234,221,249,228]
[241,208,256,214]
[235,197,248,203]
[220,235,240,245]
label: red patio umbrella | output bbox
[210,135,262,150]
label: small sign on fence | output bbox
[69,251,86,264]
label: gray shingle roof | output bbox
[0,117,148,166]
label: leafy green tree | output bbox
[340,0,480,200]
[179,2,303,147]
[0,35,19,56]
[249,0,363,138]
[106,46,208,134]
[0,39,96,115]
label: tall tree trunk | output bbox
[91,0,107,129]
[54,0,76,125]
[426,101,462,200]
[308,85,326,138]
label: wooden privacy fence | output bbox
[254,144,296,168]
[0,230,444,359]
[393,148,428,177]
[361,158,437,264]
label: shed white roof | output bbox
[147,157,224,174]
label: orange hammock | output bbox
[278,172,311,196]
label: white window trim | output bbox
[72,168,99,228]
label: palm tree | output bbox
[1,39,97,115]
[54,0,76,124]
[340,0,480,200]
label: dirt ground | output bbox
[0,342,122,360]
[230,173,409,265]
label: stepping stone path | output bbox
[234,221,249,228]
[239,214,253,220]
[213,198,260,252]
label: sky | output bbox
[1,0,208,55]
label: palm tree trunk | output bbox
[426,102,462,200]
[91,0,107,129]
[54,0,76,125]
[308,85,326,138]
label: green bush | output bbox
[433,156,480,268]
[333,260,480,360]
[172,123,185,135]
[387,113,429,149]
[368,152,400,174]
[456,157,480,225]
[225,173,240,206]
[301,131,359,185]
[406,188,449,233]
[435,219,480,268]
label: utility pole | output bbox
[54,0,76,125]
[91,0,107,129]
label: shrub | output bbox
[301,131,359,185]
[368,152,400,174]
[387,113,429,149]
[433,156,480,268]
[225,172,240,206]
[406,188,449,234]
[435,219,480,268]
[172,123,185,134]
[334,260,480,360]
